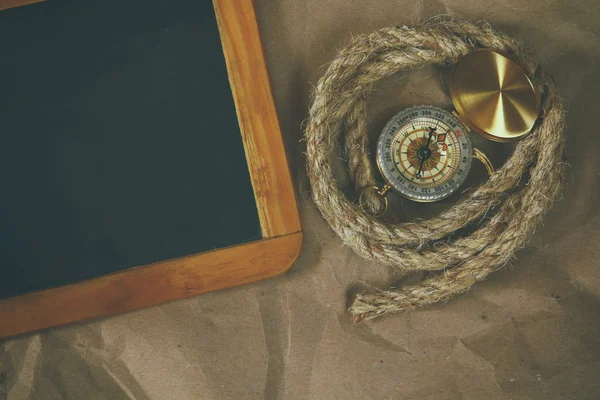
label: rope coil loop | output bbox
[304,19,566,322]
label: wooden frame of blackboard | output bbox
[0,0,302,339]
[0,0,41,11]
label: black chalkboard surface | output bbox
[0,1,263,300]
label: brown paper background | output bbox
[2,0,600,398]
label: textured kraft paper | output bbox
[2,0,600,399]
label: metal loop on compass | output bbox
[359,186,389,218]
[473,148,495,176]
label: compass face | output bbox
[376,106,473,202]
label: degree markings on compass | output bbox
[391,148,399,171]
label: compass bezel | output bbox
[376,106,473,202]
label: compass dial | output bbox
[376,106,473,202]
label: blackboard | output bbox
[0,1,265,301]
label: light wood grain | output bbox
[0,232,302,339]
[0,0,43,11]
[213,0,301,239]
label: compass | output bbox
[376,106,472,202]
[369,49,540,205]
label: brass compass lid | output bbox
[450,50,540,142]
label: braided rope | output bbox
[304,19,566,322]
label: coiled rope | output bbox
[304,19,566,322]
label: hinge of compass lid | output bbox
[452,110,472,133]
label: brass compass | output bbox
[365,49,540,209]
